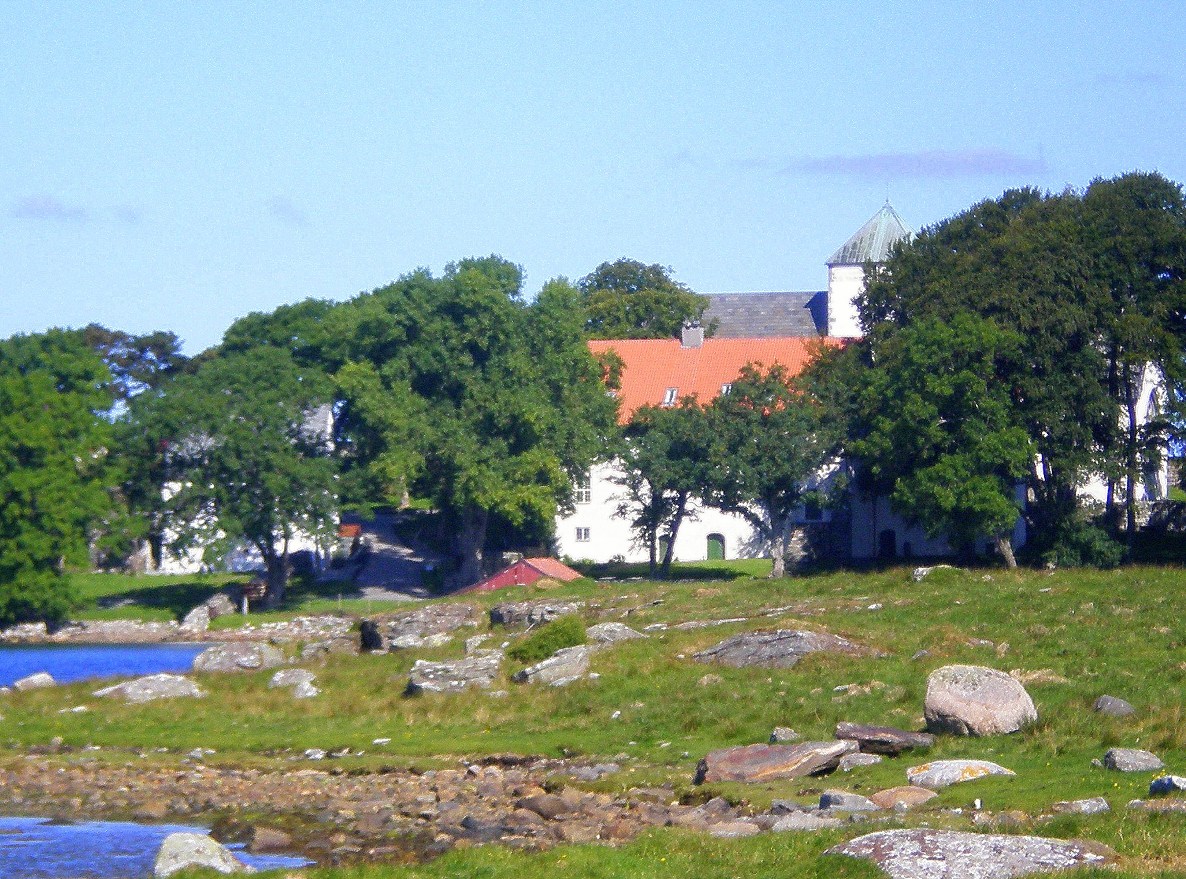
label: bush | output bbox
[507,616,586,664]
[1041,521,1124,569]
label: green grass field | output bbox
[9,563,1186,877]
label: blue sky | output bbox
[3,2,1184,353]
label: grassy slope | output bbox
[9,564,1186,877]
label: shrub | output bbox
[507,616,586,664]
[1041,521,1124,569]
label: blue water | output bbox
[0,644,208,688]
[0,816,311,878]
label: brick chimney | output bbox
[680,321,704,348]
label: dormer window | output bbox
[662,387,678,406]
[720,383,732,396]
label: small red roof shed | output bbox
[464,557,584,594]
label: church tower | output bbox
[826,202,912,338]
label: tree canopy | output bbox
[855,172,1186,559]
[0,330,116,625]
[135,346,338,605]
[335,257,618,587]
[579,258,708,339]
[708,362,844,577]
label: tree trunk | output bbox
[452,505,489,589]
[262,546,288,609]
[769,516,791,579]
[993,534,1018,569]
[659,492,688,580]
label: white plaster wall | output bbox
[827,264,866,338]
[554,461,762,563]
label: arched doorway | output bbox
[707,533,725,561]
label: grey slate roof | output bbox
[827,202,913,266]
[703,290,827,338]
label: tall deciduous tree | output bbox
[708,362,844,578]
[0,330,115,625]
[615,399,716,578]
[140,347,338,606]
[336,259,617,587]
[579,258,708,339]
[848,315,1032,567]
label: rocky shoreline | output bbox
[0,752,768,868]
[0,615,356,648]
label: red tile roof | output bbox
[589,336,842,420]
[523,557,584,582]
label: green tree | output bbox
[579,258,708,339]
[0,330,115,625]
[1081,173,1186,546]
[848,314,1032,567]
[336,259,617,587]
[708,362,844,578]
[140,347,338,606]
[615,399,716,578]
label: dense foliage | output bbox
[0,331,115,625]
[579,258,709,339]
[854,171,1186,559]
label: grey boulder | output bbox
[1093,694,1135,717]
[489,599,583,627]
[1150,775,1186,795]
[405,650,503,695]
[585,622,645,645]
[154,832,253,876]
[693,629,873,669]
[268,668,316,689]
[1103,748,1164,772]
[906,759,1015,789]
[1051,796,1111,815]
[13,672,55,691]
[695,740,857,784]
[819,789,881,812]
[193,642,284,673]
[512,645,592,686]
[835,721,935,755]
[924,665,1037,735]
[94,674,205,704]
[828,828,1112,879]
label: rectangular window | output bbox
[662,387,678,406]
[575,526,591,542]
[803,498,823,522]
[574,472,591,504]
[720,383,732,395]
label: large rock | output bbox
[695,740,857,784]
[405,650,503,695]
[360,603,478,651]
[179,604,211,633]
[906,759,1015,789]
[828,829,1112,879]
[154,832,254,876]
[924,665,1037,735]
[489,599,583,627]
[94,673,205,704]
[512,645,591,686]
[193,642,285,673]
[819,789,881,812]
[1150,775,1186,795]
[13,672,55,691]
[586,622,645,645]
[1103,748,1164,772]
[268,668,316,689]
[869,786,938,809]
[693,629,873,669]
[835,721,935,755]
[1092,694,1135,717]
